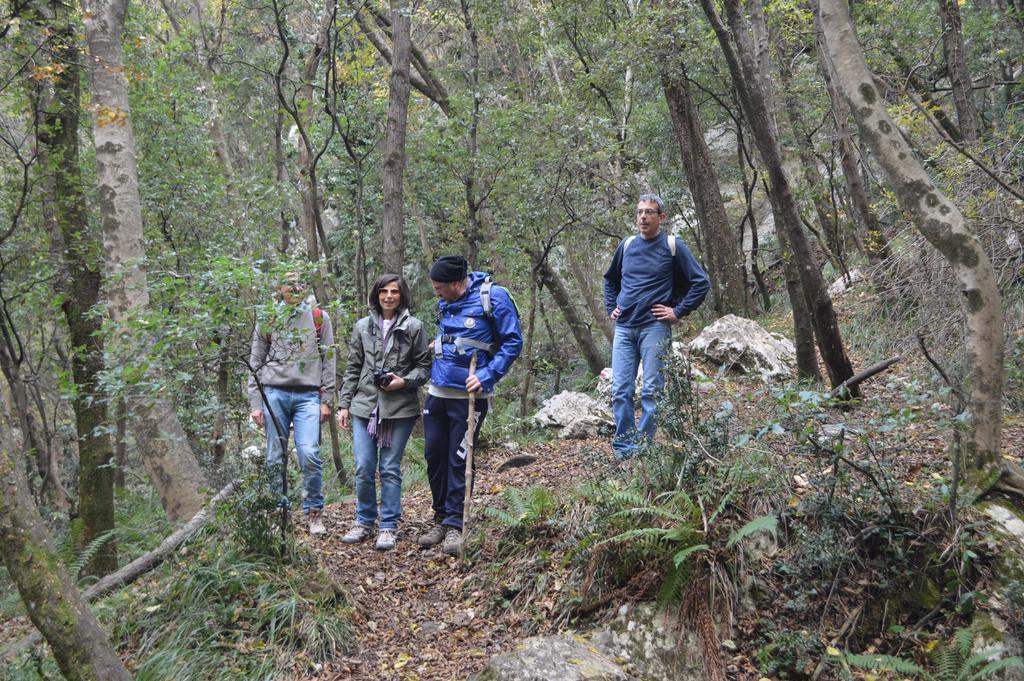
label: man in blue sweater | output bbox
[420,255,523,556]
[603,194,710,457]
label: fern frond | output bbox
[70,529,117,576]
[706,491,733,526]
[655,566,688,610]
[726,514,778,549]
[934,638,960,681]
[609,505,689,524]
[964,656,1024,681]
[482,507,520,528]
[844,653,928,676]
[502,487,529,520]
[953,627,975,661]
[608,489,650,509]
[672,543,710,568]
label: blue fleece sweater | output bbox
[603,231,710,328]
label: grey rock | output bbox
[689,315,796,381]
[470,634,635,681]
[533,392,614,439]
[828,269,864,297]
[588,604,705,681]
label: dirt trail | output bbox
[307,438,612,681]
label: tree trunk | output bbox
[699,0,856,392]
[0,404,131,681]
[157,0,250,255]
[660,58,749,317]
[460,0,483,269]
[528,248,606,375]
[774,37,845,272]
[564,234,614,343]
[814,30,890,264]
[519,270,539,418]
[36,1,115,574]
[381,0,411,274]
[937,0,982,142]
[81,0,208,522]
[818,0,1003,468]
[888,49,965,143]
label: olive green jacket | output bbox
[337,309,431,420]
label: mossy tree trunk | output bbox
[660,48,750,317]
[35,0,116,575]
[381,0,411,275]
[0,404,131,681]
[818,0,1004,471]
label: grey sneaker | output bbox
[375,528,397,551]
[308,510,327,536]
[442,528,462,557]
[341,523,372,543]
[417,523,446,548]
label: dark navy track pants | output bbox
[422,394,488,530]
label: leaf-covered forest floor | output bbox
[309,439,612,681]
[2,310,1023,680]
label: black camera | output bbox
[373,367,394,388]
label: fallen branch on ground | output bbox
[1,479,241,662]
[829,355,902,399]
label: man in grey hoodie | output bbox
[247,274,335,535]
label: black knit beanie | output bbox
[429,255,469,282]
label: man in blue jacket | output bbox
[420,255,523,556]
[603,194,710,458]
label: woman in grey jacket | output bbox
[337,274,431,550]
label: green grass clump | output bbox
[113,536,352,680]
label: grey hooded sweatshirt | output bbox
[247,300,336,410]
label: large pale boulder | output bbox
[596,343,709,403]
[470,635,634,681]
[587,604,705,681]
[472,604,706,681]
[689,315,795,380]
[533,391,614,439]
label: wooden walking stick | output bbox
[460,353,479,561]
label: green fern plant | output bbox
[600,489,779,610]
[69,529,118,577]
[838,627,1024,680]
[483,486,559,534]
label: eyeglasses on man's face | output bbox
[636,209,661,216]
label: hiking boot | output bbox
[442,528,462,557]
[375,528,397,551]
[417,520,446,548]
[308,509,327,536]
[341,523,372,544]
[417,523,446,548]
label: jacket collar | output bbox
[368,308,410,330]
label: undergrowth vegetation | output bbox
[476,352,1024,679]
[4,473,353,680]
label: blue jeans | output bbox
[262,387,324,512]
[611,321,672,456]
[351,415,415,529]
